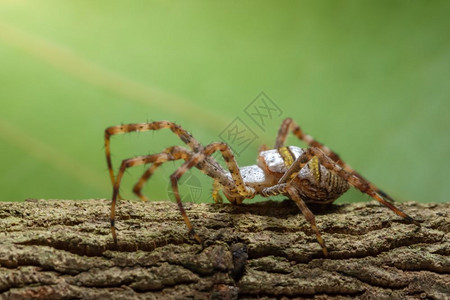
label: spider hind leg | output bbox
[275,117,397,203]
[286,185,328,257]
[305,147,420,227]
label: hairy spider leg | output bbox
[262,147,419,256]
[167,143,259,243]
[111,143,248,245]
[133,163,163,202]
[286,185,328,257]
[166,142,264,243]
[211,180,223,203]
[169,153,206,245]
[132,146,191,202]
[105,121,202,189]
[304,147,420,226]
[203,142,257,204]
[274,117,395,203]
[260,152,328,256]
[110,149,199,245]
[128,140,254,205]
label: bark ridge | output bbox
[0,199,449,299]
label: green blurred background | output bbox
[0,1,448,204]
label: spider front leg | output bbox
[275,117,395,202]
[305,147,421,226]
[203,142,257,204]
[165,142,257,244]
[260,157,328,256]
[105,121,202,188]
[169,153,206,245]
[211,180,223,203]
[286,185,328,257]
[110,148,195,245]
[132,146,192,202]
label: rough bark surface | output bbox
[0,199,448,300]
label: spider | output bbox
[105,118,420,256]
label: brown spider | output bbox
[105,118,420,256]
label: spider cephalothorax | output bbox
[105,118,420,256]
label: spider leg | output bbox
[258,144,269,154]
[132,146,192,202]
[105,121,202,189]
[273,147,316,186]
[306,147,420,226]
[170,153,206,245]
[133,163,162,202]
[166,144,256,241]
[275,117,395,202]
[259,181,327,256]
[275,118,342,162]
[133,143,239,205]
[286,185,328,257]
[263,146,418,256]
[261,148,328,255]
[211,180,223,203]
[110,149,194,245]
[203,142,256,203]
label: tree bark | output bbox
[0,199,448,299]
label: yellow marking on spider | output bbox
[212,180,223,203]
[309,156,321,183]
[279,146,295,168]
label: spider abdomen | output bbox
[224,165,271,190]
[258,146,305,174]
[258,146,350,203]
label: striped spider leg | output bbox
[109,146,200,244]
[211,180,224,204]
[134,142,258,205]
[259,154,332,257]
[109,144,232,245]
[203,142,257,202]
[259,145,419,256]
[302,147,421,226]
[144,141,259,225]
[105,121,203,189]
[108,136,258,246]
[167,142,259,244]
[261,179,329,256]
[275,117,403,204]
